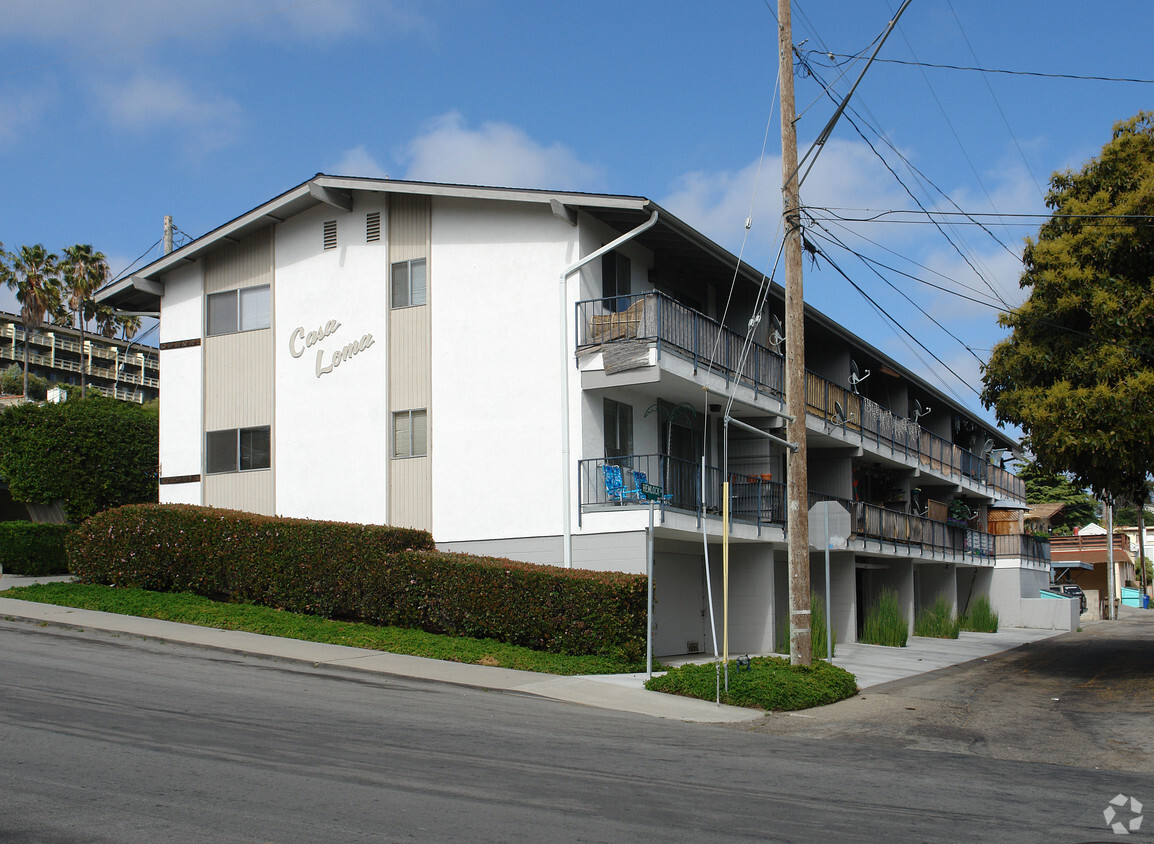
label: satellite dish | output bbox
[912,399,931,424]
[834,400,846,424]
[849,359,870,394]
[981,438,994,458]
[768,314,784,346]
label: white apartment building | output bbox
[98,175,1063,657]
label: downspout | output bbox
[559,207,659,568]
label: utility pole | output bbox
[779,0,811,666]
[164,215,174,255]
[1106,499,1116,621]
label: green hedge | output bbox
[0,521,74,575]
[0,396,159,522]
[67,504,646,659]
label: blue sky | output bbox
[2,1,1151,431]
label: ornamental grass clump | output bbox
[913,596,960,639]
[645,656,857,712]
[775,592,835,657]
[960,595,1000,633]
[860,588,908,647]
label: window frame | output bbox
[392,409,428,459]
[206,284,271,337]
[601,251,631,314]
[603,398,633,464]
[206,425,272,474]
[390,258,427,309]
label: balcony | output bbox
[993,534,1051,565]
[578,454,785,533]
[577,453,997,563]
[576,291,1024,501]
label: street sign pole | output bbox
[647,498,654,678]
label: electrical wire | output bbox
[807,52,1154,85]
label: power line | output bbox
[807,52,1154,85]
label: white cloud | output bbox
[660,137,921,271]
[92,74,242,151]
[333,145,389,179]
[400,111,604,190]
[0,0,419,48]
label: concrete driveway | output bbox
[746,607,1154,773]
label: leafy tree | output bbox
[0,395,158,522]
[4,244,62,398]
[0,363,50,400]
[1018,459,1097,534]
[60,244,111,398]
[982,112,1154,506]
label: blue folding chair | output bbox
[602,464,633,503]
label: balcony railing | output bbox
[576,291,1025,501]
[577,454,786,533]
[576,291,784,401]
[808,491,995,561]
[994,534,1051,565]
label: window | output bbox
[206,285,270,336]
[206,426,271,473]
[393,409,427,458]
[391,258,427,309]
[604,398,633,463]
[602,251,631,313]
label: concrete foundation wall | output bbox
[916,564,958,615]
[726,546,776,655]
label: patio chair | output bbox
[631,470,671,501]
[602,464,637,503]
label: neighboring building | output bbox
[1049,532,1136,617]
[0,311,159,403]
[97,174,1062,656]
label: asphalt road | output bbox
[1,619,1149,843]
[752,609,1154,774]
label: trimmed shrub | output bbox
[960,595,1000,633]
[860,588,908,647]
[0,521,73,575]
[0,396,158,522]
[645,656,858,711]
[913,596,961,639]
[67,504,646,659]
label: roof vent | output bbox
[323,220,337,250]
[366,211,381,243]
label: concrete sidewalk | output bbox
[0,574,1067,723]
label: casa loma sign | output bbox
[288,319,375,378]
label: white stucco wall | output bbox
[428,196,581,544]
[157,262,204,505]
[273,199,389,524]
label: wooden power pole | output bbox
[778,0,811,666]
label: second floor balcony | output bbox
[576,291,1024,501]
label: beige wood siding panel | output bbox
[387,193,432,531]
[205,228,273,295]
[389,456,431,530]
[205,470,274,515]
[388,307,431,408]
[204,328,273,430]
[388,194,430,263]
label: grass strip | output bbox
[2,582,647,676]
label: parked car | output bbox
[1047,583,1087,614]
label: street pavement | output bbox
[0,574,1074,725]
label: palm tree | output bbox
[61,244,110,398]
[5,244,61,398]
